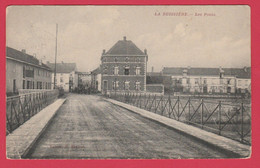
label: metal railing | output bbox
[6,90,59,134]
[108,92,251,145]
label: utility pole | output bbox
[54,23,58,89]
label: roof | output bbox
[222,68,251,79]
[6,47,51,71]
[104,37,146,56]
[46,62,77,73]
[162,67,251,79]
[147,72,163,76]
[91,67,101,74]
[76,71,90,75]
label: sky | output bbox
[6,5,250,72]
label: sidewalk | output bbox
[6,98,66,159]
[106,98,251,158]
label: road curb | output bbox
[106,98,251,158]
[6,98,66,159]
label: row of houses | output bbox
[91,36,251,95]
[6,46,91,96]
[147,67,251,94]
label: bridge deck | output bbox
[28,94,232,159]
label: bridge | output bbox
[6,92,251,159]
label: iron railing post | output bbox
[218,101,221,135]
[168,95,171,118]
[241,102,244,143]
[188,97,191,122]
[177,96,180,121]
[201,99,204,129]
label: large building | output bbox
[6,47,52,96]
[46,62,77,92]
[101,36,148,94]
[162,67,251,94]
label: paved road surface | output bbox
[28,94,231,159]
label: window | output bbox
[125,57,129,62]
[124,81,130,90]
[187,78,190,84]
[136,67,141,75]
[13,79,16,93]
[23,66,26,78]
[23,80,25,89]
[114,66,119,75]
[60,77,63,83]
[203,79,207,84]
[112,81,119,90]
[124,67,130,75]
[220,79,223,84]
[227,79,231,85]
[114,57,118,62]
[195,78,199,84]
[103,66,108,74]
[135,81,141,91]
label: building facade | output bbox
[101,36,148,94]
[162,67,251,94]
[46,62,77,92]
[6,47,52,96]
[91,67,102,92]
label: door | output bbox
[103,81,108,94]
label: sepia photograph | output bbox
[5,5,251,159]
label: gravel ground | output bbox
[28,94,231,159]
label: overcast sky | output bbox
[6,5,250,72]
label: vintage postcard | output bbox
[5,5,251,159]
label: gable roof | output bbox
[104,37,146,56]
[6,47,51,71]
[46,62,77,73]
[91,67,101,74]
[162,67,251,79]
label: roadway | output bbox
[28,94,231,159]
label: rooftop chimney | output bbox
[102,49,106,55]
[151,66,154,73]
[123,36,126,41]
[219,66,224,73]
[244,66,247,72]
[144,49,147,55]
[21,49,26,53]
[33,53,36,58]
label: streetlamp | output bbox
[54,24,58,89]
